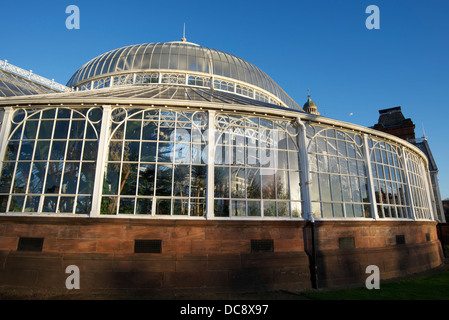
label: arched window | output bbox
[406,151,432,220]
[100,108,208,216]
[368,138,411,219]
[0,107,101,214]
[214,113,302,218]
[307,125,371,218]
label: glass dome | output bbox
[66,41,301,110]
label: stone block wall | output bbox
[0,217,444,296]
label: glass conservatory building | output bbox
[0,40,444,293]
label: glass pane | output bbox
[120,163,138,195]
[70,120,85,139]
[288,151,300,171]
[276,170,289,200]
[155,198,171,215]
[59,197,75,213]
[5,141,20,161]
[291,201,302,217]
[330,175,342,201]
[23,121,38,140]
[173,198,189,215]
[66,141,83,160]
[214,167,229,198]
[141,142,157,162]
[156,165,172,196]
[263,201,276,216]
[83,141,98,161]
[24,196,40,212]
[142,121,159,141]
[29,162,46,194]
[174,143,190,164]
[19,141,34,160]
[10,196,25,212]
[319,174,331,202]
[261,171,275,199]
[136,198,152,215]
[78,162,96,194]
[231,167,245,198]
[50,141,67,160]
[100,196,117,215]
[231,200,246,216]
[123,141,140,162]
[190,199,205,217]
[277,201,289,217]
[289,171,301,201]
[191,165,206,198]
[247,201,261,216]
[34,141,50,161]
[0,162,15,193]
[246,168,260,199]
[53,120,70,139]
[173,165,190,197]
[138,164,155,196]
[125,120,142,140]
[76,196,91,214]
[45,162,63,193]
[119,198,135,214]
[13,162,31,193]
[333,203,343,217]
[43,196,58,213]
[62,162,80,194]
[214,199,229,217]
[158,143,174,163]
[38,120,54,139]
[108,141,122,161]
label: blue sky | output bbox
[2,0,449,199]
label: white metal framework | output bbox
[0,59,72,93]
[0,104,440,222]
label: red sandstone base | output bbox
[0,216,444,297]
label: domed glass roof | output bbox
[66,41,300,110]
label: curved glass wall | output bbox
[0,105,436,222]
[307,124,371,219]
[214,113,302,218]
[0,107,101,214]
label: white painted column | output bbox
[363,134,379,220]
[402,148,416,220]
[90,105,112,217]
[296,117,313,221]
[0,107,13,171]
[423,164,436,221]
[206,110,216,220]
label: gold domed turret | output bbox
[303,90,320,115]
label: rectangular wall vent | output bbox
[251,239,274,253]
[396,235,406,245]
[17,237,44,252]
[339,237,355,249]
[425,233,431,242]
[134,239,162,253]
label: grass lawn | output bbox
[301,269,449,300]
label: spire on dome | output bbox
[181,23,187,42]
